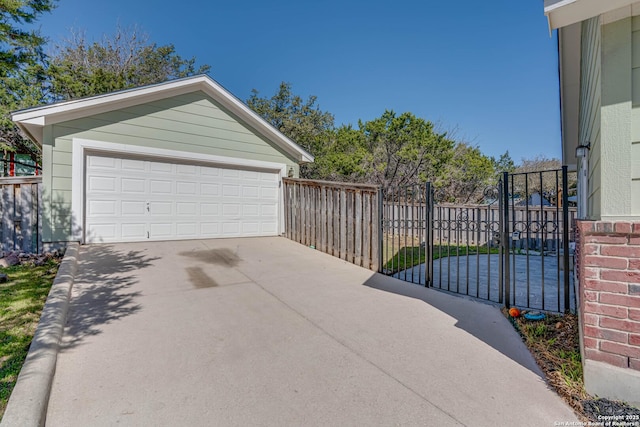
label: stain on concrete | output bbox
[179,248,240,267]
[186,266,218,289]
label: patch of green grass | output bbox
[383,243,499,274]
[0,260,60,419]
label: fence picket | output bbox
[282,178,380,271]
[0,177,42,253]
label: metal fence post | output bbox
[502,172,511,309]
[562,165,571,313]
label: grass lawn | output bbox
[0,260,60,419]
[383,237,499,274]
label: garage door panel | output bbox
[242,186,259,198]
[85,154,280,242]
[201,183,219,196]
[261,204,278,216]
[200,223,220,235]
[150,201,173,215]
[261,187,278,199]
[201,203,219,216]
[242,204,259,216]
[122,178,146,193]
[176,223,198,237]
[150,162,172,173]
[150,180,173,194]
[88,223,117,242]
[177,181,197,195]
[222,204,240,216]
[176,202,197,216]
[222,222,240,235]
[121,201,146,216]
[176,164,197,175]
[88,176,117,192]
[222,184,240,197]
[261,222,278,234]
[121,159,145,171]
[121,223,147,240]
[88,200,117,216]
[88,156,117,169]
[150,223,173,237]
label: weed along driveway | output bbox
[45,237,577,426]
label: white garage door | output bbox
[84,154,280,243]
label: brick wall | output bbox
[576,220,640,371]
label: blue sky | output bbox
[35,0,560,163]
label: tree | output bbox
[357,110,454,192]
[314,125,368,182]
[246,82,334,178]
[491,150,516,175]
[438,143,495,203]
[1,0,55,164]
[0,0,55,78]
[47,26,211,100]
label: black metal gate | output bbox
[381,168,577,313]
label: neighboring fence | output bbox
[384,202,577,249]
[283,178,381,271]
[0,176,42,253]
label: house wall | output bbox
[598,16,639,220]
[579,17,602,219]
[575,220,640,407]
[41,91,300,243]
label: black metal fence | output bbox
[380,168,577,313]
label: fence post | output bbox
[502,172,511,309]
[425,182,432,287]
[377,187,384,273]
[562,165,570,313]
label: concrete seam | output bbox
[0,243,80,427]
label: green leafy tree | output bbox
[438,143,495,203]
[246,82,334,178]
[1,0,55,166]
[315,125,369,182]
[491,150,516,175]
[358,110,454,192]
[47,26,211,100]
[0,0,55,78]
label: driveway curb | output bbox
[1,243,79,427]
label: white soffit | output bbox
[545,0,637,29]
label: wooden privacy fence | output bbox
[283,178,381,271]
[0,176,42,253]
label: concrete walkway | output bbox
[45,237,577,426]
[396,253,576,312]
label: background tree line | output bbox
[1,1,560,203]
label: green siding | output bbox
[580,17,602,219]
[42,90,301,243]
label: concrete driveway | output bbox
[46,237,577,426]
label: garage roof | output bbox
[11,74,314,164]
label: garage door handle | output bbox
[146,202,150,212]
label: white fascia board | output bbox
[11,75,314,164]
[545,0,636,29]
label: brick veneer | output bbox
[576,220,640,371]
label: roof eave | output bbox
[11,75,314,163]
[544,0,636,30]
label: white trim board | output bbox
[71,138,287,243]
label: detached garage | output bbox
[12,75,313,245]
